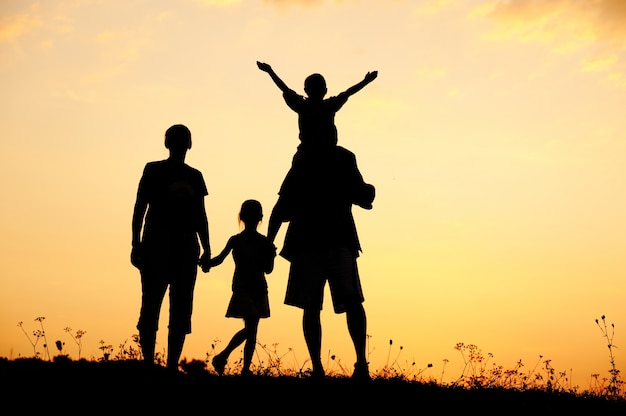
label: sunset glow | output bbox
[2,0,625,387]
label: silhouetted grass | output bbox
[7,315,624,414]
[1,356,624,414]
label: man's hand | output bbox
[198,252,211,273]
[131,244,143,270]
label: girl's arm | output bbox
[257,61,293,94]
[208,237,234,268]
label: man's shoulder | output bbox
[182,163,203,176]
[144,160,166,169]
[141,160,167,177]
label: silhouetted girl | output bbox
[207,200,276,376]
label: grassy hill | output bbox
[2,357,624,415]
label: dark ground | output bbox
[2,357,624,415]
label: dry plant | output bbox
[13,314,625,402]
[595,315,624,399]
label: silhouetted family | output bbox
[130,61,378,381]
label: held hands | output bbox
[198,252,211,273]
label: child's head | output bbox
[239,199,263,228]
[304,73,327,100]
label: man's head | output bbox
[165,124,192,150]
[304,73,327,100]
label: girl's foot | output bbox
[212,354,227,375]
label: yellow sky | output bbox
[2,0,625,386]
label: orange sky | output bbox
[1,0,625,387]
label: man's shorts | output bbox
[137,236,199,334]
[284,247,364,313]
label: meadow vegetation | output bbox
[3,315,624,414]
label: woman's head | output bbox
[239,199,263,227]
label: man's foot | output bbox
[308,366,325,381]
[352,362,371,382]
[212,354,227,376]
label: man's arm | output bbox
[197,197,212,272]
[264,242,277,274]
[257,61,294,95]
[267,196,290,244]
[131,199,146,247]
[267,209,283,245]
[131,195,147,269]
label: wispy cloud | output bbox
[474,0,626,86]
[193,0,242,6]
[412,0,457,16]
[0,4,41,43]
[261,0,352,8]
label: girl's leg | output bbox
[212,326,246,375]
[242,316,260,373]
[220,328,247,358]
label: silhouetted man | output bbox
[131,124,211,371]
[267,149,375,381]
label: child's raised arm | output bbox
[257,61,293,94]
[341,70,378,98]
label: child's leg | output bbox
[334,146,375,209]
[212,327,246,375]
[242,316,260,372]
[220,328,247,360]
[279,149,307,196]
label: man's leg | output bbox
[346,303,368,366]
[346,303,371,380]
[167,329,185,371]
[303,307,324,377]
[137,270,167,366]
[138,329,156,365]
[167,250,198,372]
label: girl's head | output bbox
[304,73,327,100]
[239,199,263,228]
